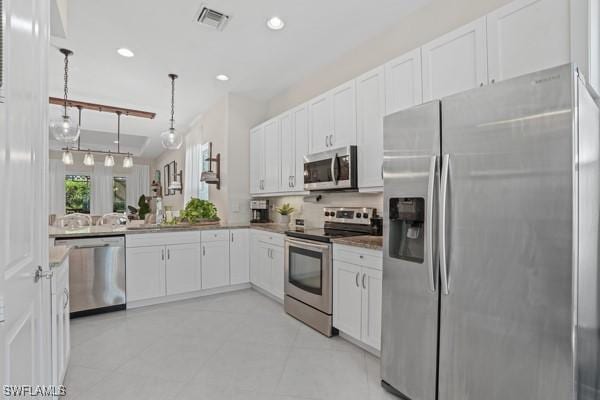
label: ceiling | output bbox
[49,0,430,159]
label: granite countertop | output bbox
[249,223,290,235]
[49,245,71,268]
[331,235,383,251]
[49,222,287,238]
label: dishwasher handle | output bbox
[72,243,110,249]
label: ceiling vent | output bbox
[195,5,230,31]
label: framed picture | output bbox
[163,164,171,196]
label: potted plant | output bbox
[276,203,295,226]
[179,198,219,224]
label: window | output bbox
[65,175,91,214]
[113,177,127,213]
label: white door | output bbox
[263,119,281,193]
[1,0,51,389]
[422,17,488,101]
[361,268,383,350]
[279,112,294,192]
[126,247,166,302]
[330,80,357,148]
[309,93,332,153]
[487,0,570,83]
[332,261,362,340]
[249,126,264,194]
[229,230,250,285]
[270,246,285,300]
[356,67,386,190]
[256,242,272,291]
[201,241,230,289]
[165,243,201,295]
[385,48,423,115]
[291,104,309,191]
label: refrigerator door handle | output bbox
[440,154,450,295]
[426,155,437,292]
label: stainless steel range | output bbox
[284,207,379,336]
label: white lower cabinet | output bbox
[166,243,201,295]
[333,245,383,350]
[126,230,250,307]
[250,229,285,300]
[201,240,230,290]
[127,246,167,302]
[51,258,70,387]
[229,229,250,285]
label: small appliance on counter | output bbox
[250,199,270,223]
[283,207,378,337]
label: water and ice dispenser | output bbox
[388,198,425,263]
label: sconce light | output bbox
[200,142,221,190]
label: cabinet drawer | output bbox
[126,231,201,247]
[201,229,230,242]
[333,244,382,270]
[257,232,285,247]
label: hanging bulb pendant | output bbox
[51,49,80,143]
[161,74,183,150]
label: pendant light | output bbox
[123,153,134,169]
[50,49,81,143]
[83,151,95,166]
[62,149,74,165]
[105,112,121,168]
[160,74,183,150]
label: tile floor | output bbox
[64,289,396,400]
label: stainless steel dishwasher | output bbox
[55,236,126,317]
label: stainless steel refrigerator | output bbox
[381,64,600,400]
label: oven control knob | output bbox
[325,212,330,217]
[355,212,361,218]
[363,213,369,219]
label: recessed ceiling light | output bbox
[267,16,285,30]
[117,48,134,58]
[216,74,230,81]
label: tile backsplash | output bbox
[266,192,383,227]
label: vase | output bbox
[280,215,290,226]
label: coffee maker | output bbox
[250,200,270,223]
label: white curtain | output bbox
[90,165,113,215]
[49,159,66,216]
[126,165,150,209]
[184,140,208,202]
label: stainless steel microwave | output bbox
[303,146,357,191]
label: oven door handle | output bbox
[286,238,331,252]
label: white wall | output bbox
[266,0,514,118]
[152,94,267,223]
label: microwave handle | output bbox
[331,153,339,186]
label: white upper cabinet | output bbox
[309,80,357,153]
[422,17,488,101]
[291,104,309,191]
[356,66,386,190]
[250,126,264,194]
[280,112,294,192]
[487,0,570,83]
[309,93,332,153]
[385,48,423,115]
[263,118,282,193]
[330,80,357,149]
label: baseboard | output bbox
[339,331,380,357]
[126,283,251,309]
[250,284,284,304]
